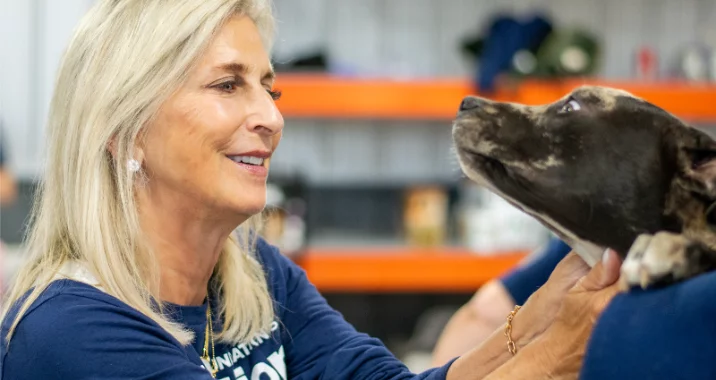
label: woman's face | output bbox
[141,15,284,220]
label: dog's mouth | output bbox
[459,145,607,266]
[461,148,510,179]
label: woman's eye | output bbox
[561,99,582,113]
[268,89,282,101]
[215,81,237,93]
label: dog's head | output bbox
[453,85,716,265]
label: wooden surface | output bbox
[295,246,527,293]
[274,75,716,122]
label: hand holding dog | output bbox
[446,250,621,379]
[483,249,622,379]
[539,248,622,377]
[511,251,599,346]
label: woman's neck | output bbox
[137,189,245,306]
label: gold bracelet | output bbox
[504,305,521,355]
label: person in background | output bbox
[0,123,18,293]
[580,256,716,379]
[0,125,17,206]
[432,237,571,366]
[0,1,620,379]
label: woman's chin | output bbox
[214,182,267,221]
[227,199,266,220]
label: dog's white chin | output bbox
[459,159,605,267]
[558,238,605,267]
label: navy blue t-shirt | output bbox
[581,269,716,379]
[497,237,716,378]
[500,238,572,305]
[0,239,455,379]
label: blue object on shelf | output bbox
[476,13,553,93]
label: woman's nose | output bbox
[246,92,284,135]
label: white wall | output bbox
[0,0,34,179]
[2,0,715,182]
[0,0,94,179]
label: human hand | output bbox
[528,249,622,378]
[482,249,622,380]
[505,251,595,349]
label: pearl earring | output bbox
[127,159,141,173]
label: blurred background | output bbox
[3,0,716,372]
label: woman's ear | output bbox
[133,146,145,164]
[107,135,119,159]
[107,133,145,159]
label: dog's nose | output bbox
[459,97,483,111]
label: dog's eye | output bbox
[560,99,582,113]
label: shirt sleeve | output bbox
[581,270,716,379]
[260,242,456,380]
[1,292,215,380]
[499,238,572,305]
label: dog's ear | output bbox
[681,129,716,197]
[685,148,716,194]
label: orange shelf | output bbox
[274,74,506,120]
[275,74,716,122]
[295,246,527,293]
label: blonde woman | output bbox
[0,1,621,379]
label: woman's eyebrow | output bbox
[216,62,249,75]
[263,70,275,83]
[216,62,275,83]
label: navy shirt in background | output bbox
[1,239,455,379]
[500,238,571,305]
[581,270,716,379]
[497,237,716,379]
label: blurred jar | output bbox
[456,182,549,255]
[262,180,308,258]
[402,185,449,248]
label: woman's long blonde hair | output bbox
[2,0,277,346]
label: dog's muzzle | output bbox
[459,96,486,112]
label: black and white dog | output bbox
[452,86,716,289]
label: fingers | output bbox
[560,251,591,273]
[601,249,622,286]
[554,251,590,278]
[544,251,591,293]
[579,249,623,291]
